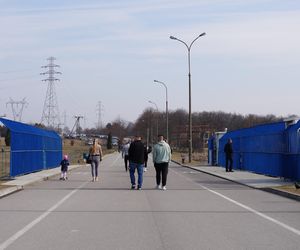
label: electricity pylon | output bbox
[40,57,61,128]
[6,97,28,121]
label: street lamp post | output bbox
[154,80,168,142]
[170,32,206,163]
[148,100,159,138]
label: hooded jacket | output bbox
[152,140,171,164]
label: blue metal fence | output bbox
[217,120,300,181]
[0,118,62,177]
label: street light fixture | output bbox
[154,80,168,142]
[170,32,206,163]
[148,100,159,138]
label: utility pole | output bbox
[6,98,28,122]
[40,57,62,128]
[96,101,104,129]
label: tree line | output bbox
[0,109,288,150]
[82,109,283,150]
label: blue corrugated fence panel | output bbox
[218,121,300,180]
[0,118,62,177]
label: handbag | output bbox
[86,154,92,164]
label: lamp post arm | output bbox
[155,80,168,102]
[189,36,200,50]
[189,32,206,50]
[173,38,189,51]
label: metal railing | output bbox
[1,148,10,178]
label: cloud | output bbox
[1,1,300,126]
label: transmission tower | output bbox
[40,57,61,128]
[96,101,104,129]
[69,115,84,137]
[6,97,28,121]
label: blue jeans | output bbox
[129,162,144,188]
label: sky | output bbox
[0,0,300,129]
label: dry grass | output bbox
[275,185,300,196]
[172,151,208,166]
[0,138,10,178]
[0,138,115,178]
[63,139,115,164]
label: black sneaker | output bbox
[138,187,142,190]
[131,185,136,190]
[295,183,300,189]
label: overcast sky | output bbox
[0,0,300,128]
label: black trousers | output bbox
[124,155,129,171]
[154,162,169,186]
[225,155,233,171]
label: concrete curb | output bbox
[171,160,259,189]
[0,164,84,199]
[0,185,23,198]
[261,187,300,202]
[0,153,112,199]
[171,160,300,202]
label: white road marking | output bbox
[171,167,300,237]
[0,181,88,250]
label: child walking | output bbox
[60,155,70,180]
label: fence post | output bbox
[1,148,4,177]
[43,150,46,169]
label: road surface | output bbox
[0,153,300,250]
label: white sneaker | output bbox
[162,186,167,191]
[144,168,147,172]
[156,185,162,189]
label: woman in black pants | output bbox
[152,135,171,190]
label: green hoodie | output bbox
[152,141,171,164]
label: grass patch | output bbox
[63,139,115,164]
[172,151,208,166]
[275,185,300,196]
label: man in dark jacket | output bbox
[128,135,146,190]
[224,138,233,172]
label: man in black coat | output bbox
[128,135,146,190]
[224,138,233,172]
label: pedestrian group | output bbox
[61,135,172,191]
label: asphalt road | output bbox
[0,152,300,250]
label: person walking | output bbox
[89,138,103,182]
[143,145,152,172]
[224,138,233,172]
[60,154,70,180]
[152,135,171,190]
[122,140,131,172]
[128,135,146,190]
